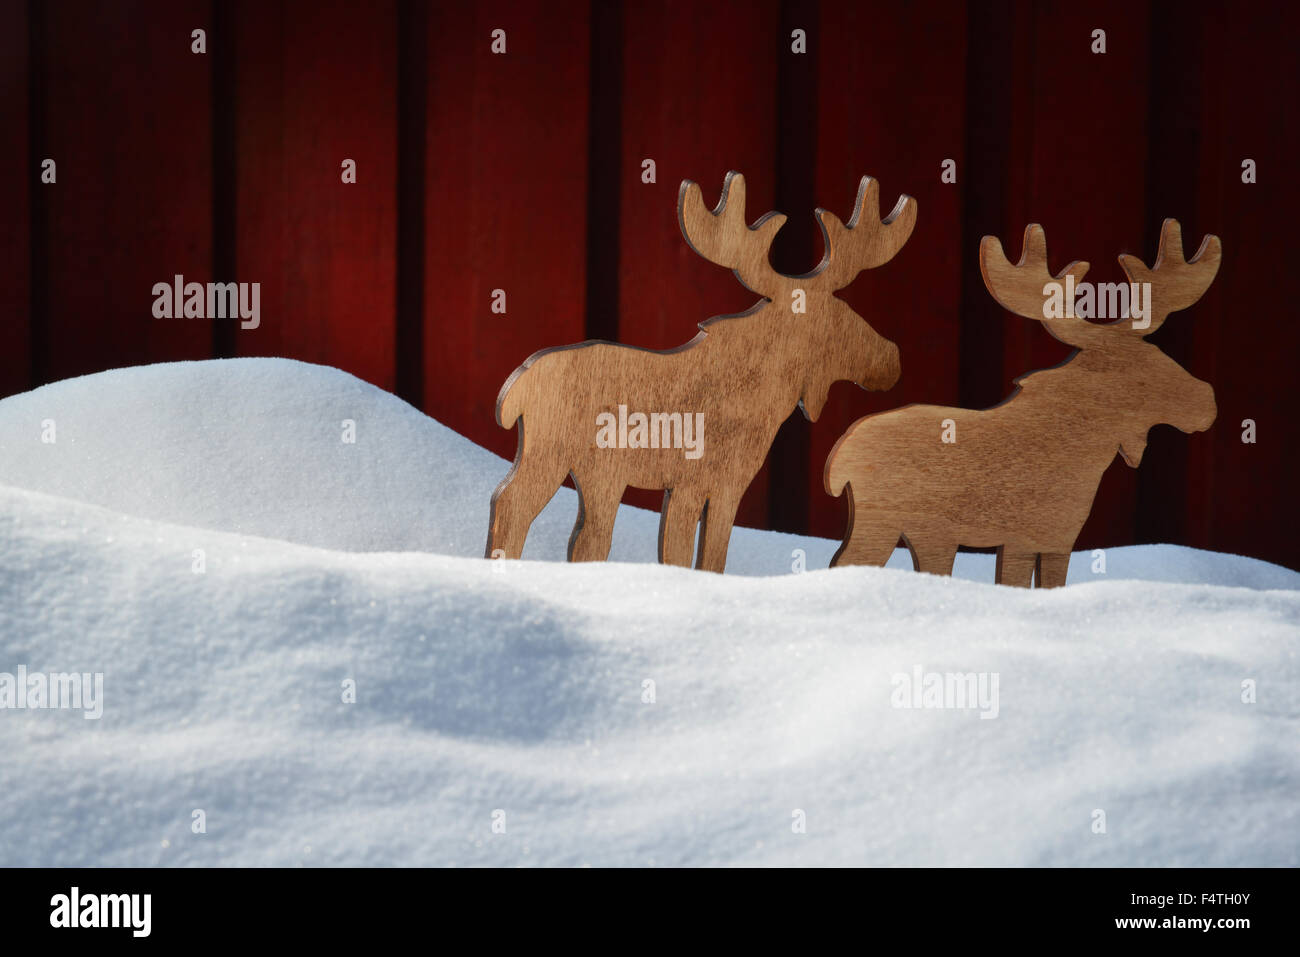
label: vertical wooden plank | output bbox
[616,0,781,527]
[39,0,213,384]
[764,0,819,536]
[806,0,969,541]
[211,0,237,360]
[423,0,592,462]
[957,0,1033,417]
[233,0,398,390]
[1177,0,1299,570]
[582,0,623,349]
[1131,1,1210,555]
[394,0,428,407]
[0,0,30,396]
[1006,0,1152,554]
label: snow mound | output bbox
[1,359,1297,866]
[0,358,503,555]
[2,484,1297,866]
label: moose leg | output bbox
[658,487,704,567]
[995,547,1037,588]
[567,476,625,563]
[696,494,740,573]
[1037,552,1070,588]
[485,456,567,560]
[829,497,900,567]
[831,528,899,567]
[903,535,958,577]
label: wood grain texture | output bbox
[805,0,968,541]
[615,0,781,531]
[1180,1,1298,570]
[825,220,1220,586]
[233,0,398,390]
[39,0,213,382]
[1016,0,1153,554]
[422,0,592,465]
[0,0,30,394]
[4,0,1293,570]
[488,172,914,571]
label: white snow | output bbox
[0,358,1296,866]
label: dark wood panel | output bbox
[0,0,30,396]
[39,0,213,382]
[1179,0,1299,570]
[422,0,592,463]
[806,0,970,541]
[5,0,1293,567]
[1132,0,1211,557]
[616,0,781,528]
[1006,0,1152,554]
[233,0,399,390]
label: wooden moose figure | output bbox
[824,219,1220,587]
[487,171,916,571]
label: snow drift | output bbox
[0,358,1296,866]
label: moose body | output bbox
[488,172,915,571]
[825,220,1220,587]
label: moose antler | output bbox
[678,172,786,299]
[1118,219,1222,335]
[814,176,917,289]
[980,224,1101,348]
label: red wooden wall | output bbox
[3,0,1297,570]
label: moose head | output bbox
[980,219,1220,466]
[678,172,914,420]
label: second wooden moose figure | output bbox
[486,171,1220,586]
[825,219,1221,587]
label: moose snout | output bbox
[1190,379,1217,432]
[1172,376,1217,433]
[859,338,901,392]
